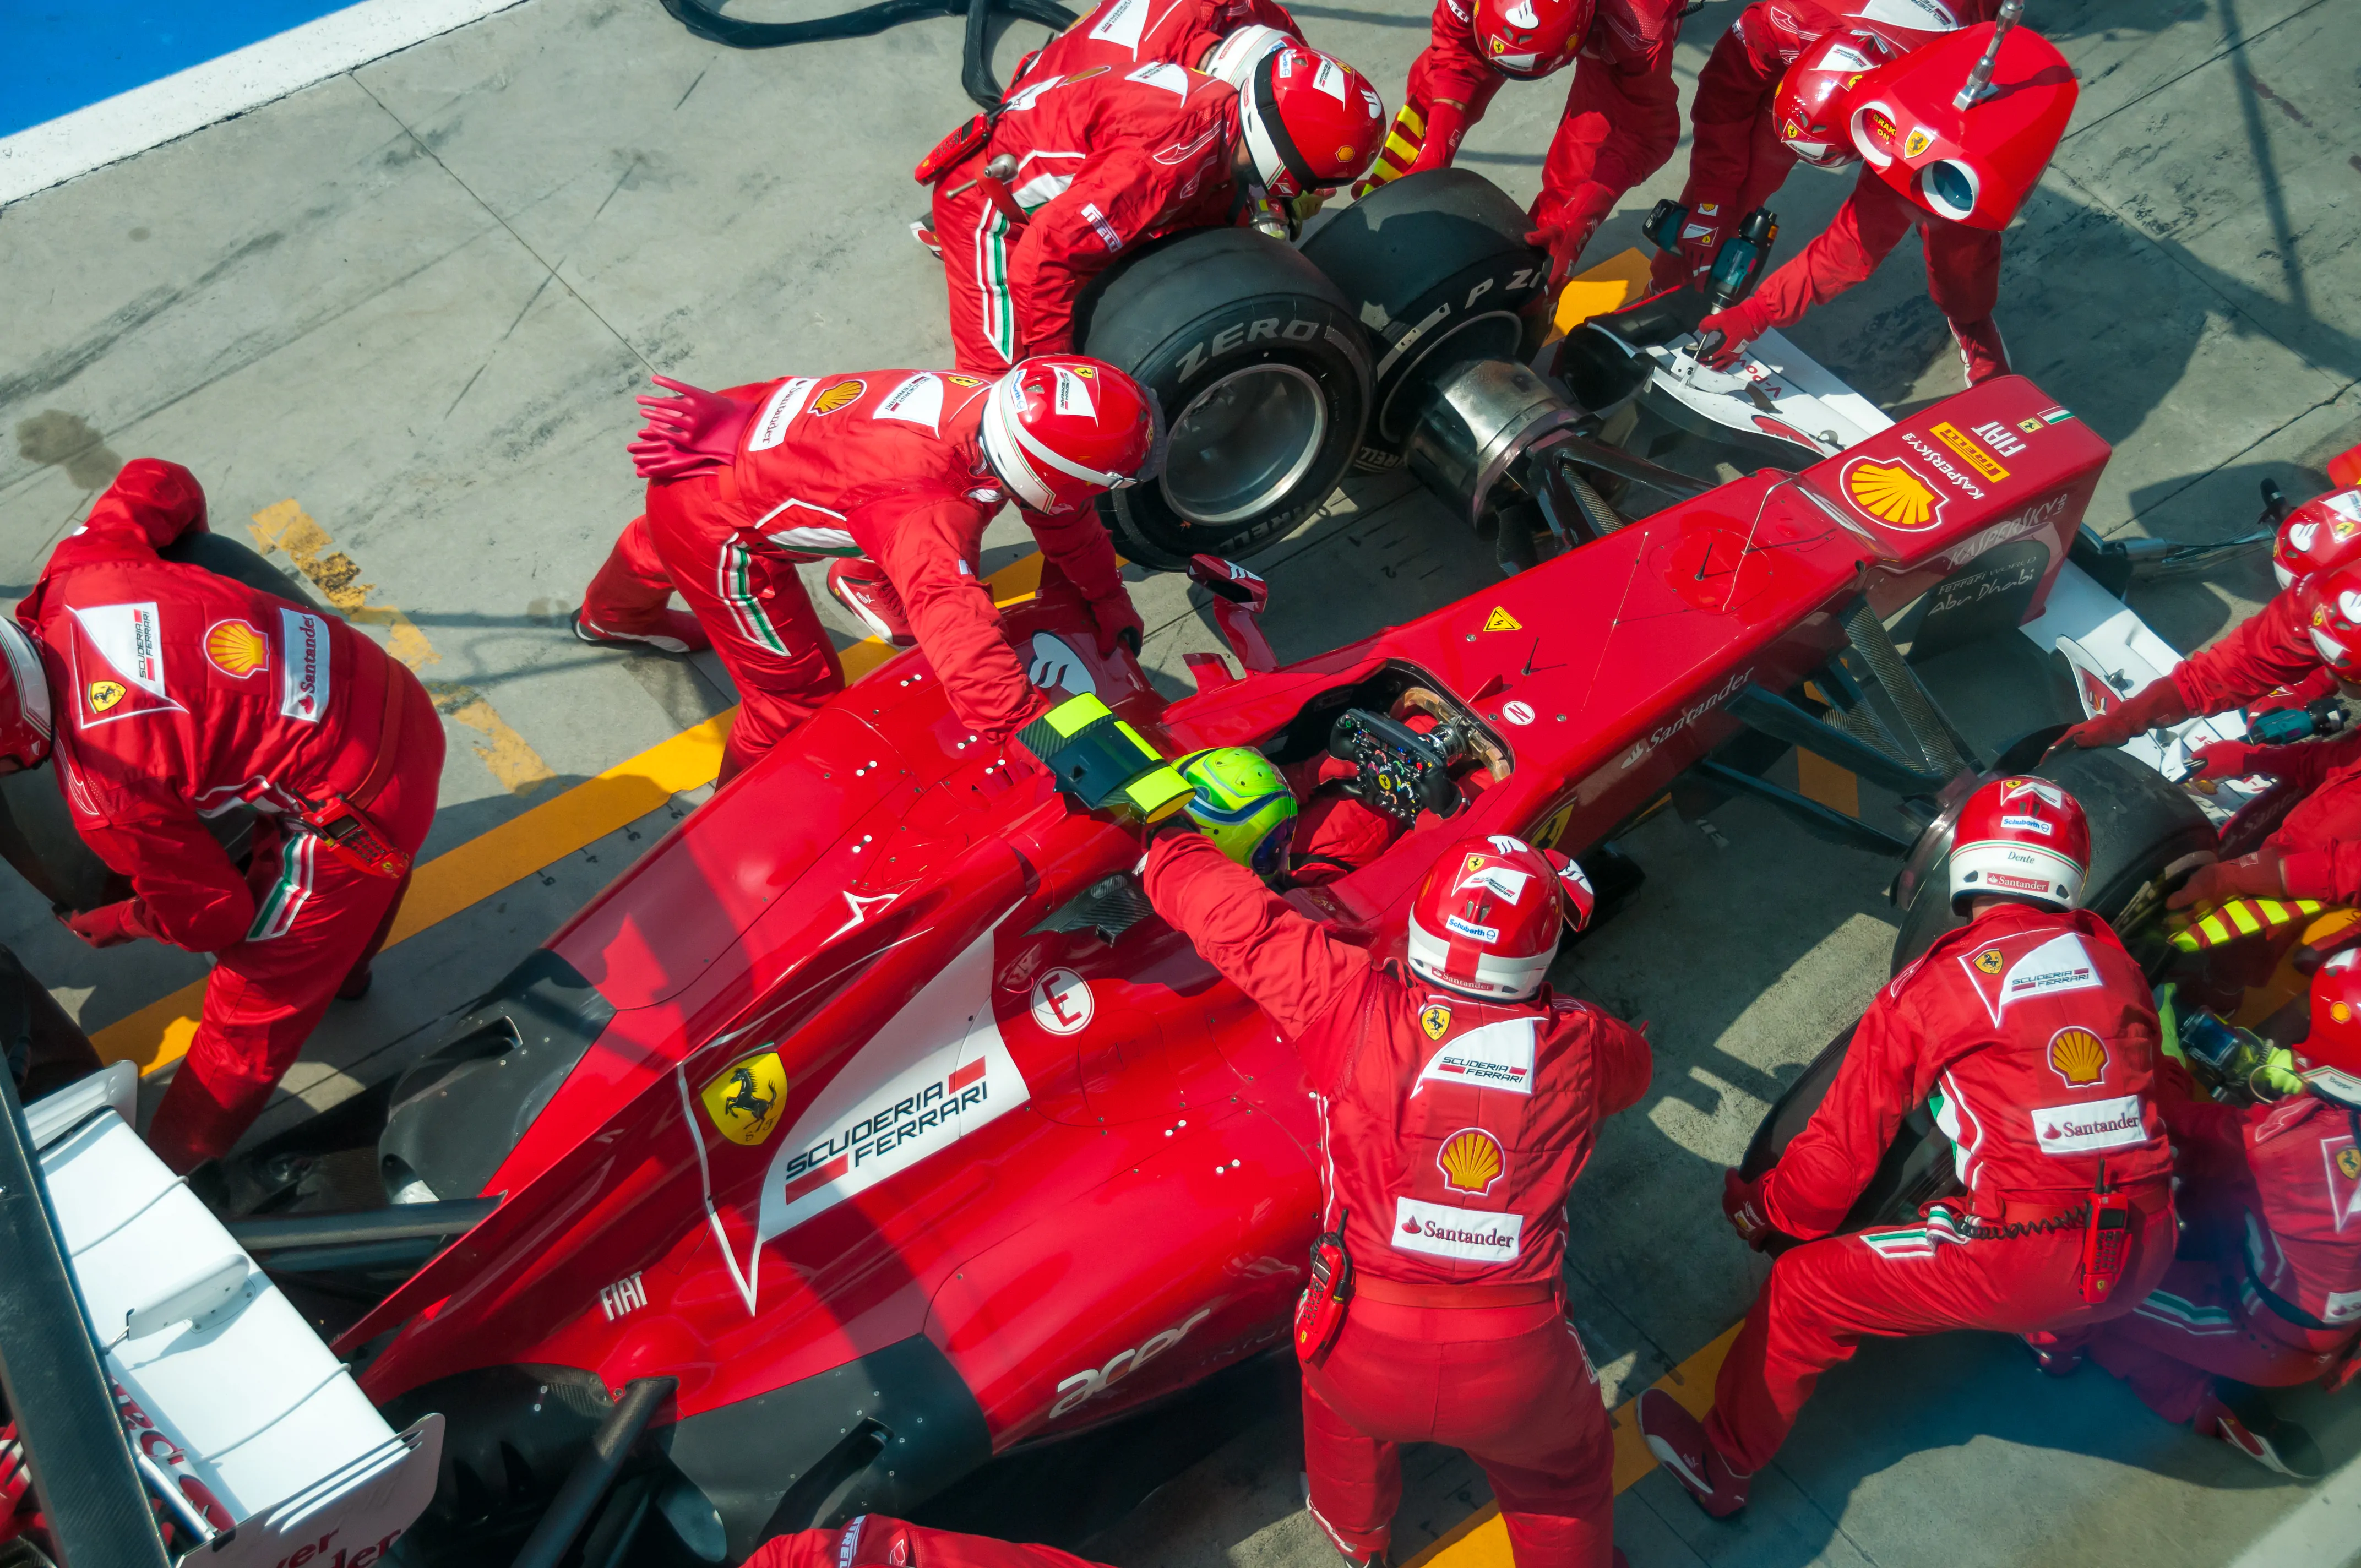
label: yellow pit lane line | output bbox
[90,551,1049,1075]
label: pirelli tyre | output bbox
[1298,169,1552,472]
[1078,227,1370,569]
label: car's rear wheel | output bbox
[1078,227,1369,568]
[1298,170,1551,472]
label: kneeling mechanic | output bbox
[1143,824,1651,1567]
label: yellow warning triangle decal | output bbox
[1483,607,1522,632]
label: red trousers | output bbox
[1302,1297,1615,1568]
[1730,172,2009,385]
[580,475,847,781]
[145,682,444,1172]
[1706,1196,2174,1473]
[933,156,1026,375]
[2083,1257,2354,1425]
[746,1516,1109,1568]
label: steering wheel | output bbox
[1329,709,1465,823]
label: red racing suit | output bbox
[1711,902,2177,1472]
[747,1516,1109,1568]
[1008,0,1303,88]
[1398,0,1683,255]
[2084,1068,2361,1423]
[2168,588,2321,718]
[1652,0,1987,287]
[930,66,1243,372]
[15,461,444,1171]
[580,371,1136,776]
[2195,729,2361,904]
[1143,831,1651,1567]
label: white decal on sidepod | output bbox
[1026,632,1096,696]
[1030,967,1094,1035]
[1049,1306,1214,1419]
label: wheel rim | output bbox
[1377,309,1525,442]
[1161,364,1329,526]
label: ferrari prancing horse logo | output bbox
[1420,1004,1452,1040]
[87,680,126,713]
[1973,948,2005,976]
[700,1049,788,1146]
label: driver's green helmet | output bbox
[1176,747,1297,876]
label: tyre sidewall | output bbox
[1356,252,1551,466]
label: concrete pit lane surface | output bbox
[2,0,2359,1565]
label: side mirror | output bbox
[1187,555,1277,673]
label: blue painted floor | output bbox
[1,0,368,138]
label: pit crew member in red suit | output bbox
[1011,0,1304,90]
[1359,0,1684,286]
[6,460,444,1172]
[747,1516,1111,1568]
[2065,951,2361,1479]
[1144,829,1651,1567]
[1638,777,2176,1516]
[922,46,1382,374]
[1647,0,1985,291]
[2055,487,2361,762]
[1694,26,2016,384]
[574,359,1155,781]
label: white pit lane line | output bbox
[2225,1448,2361,1568]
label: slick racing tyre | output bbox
[1299,169,1552,472]
[1079,227,1370,569]
[1889,743,2216,972]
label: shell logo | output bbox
[1842,459,1940,529]
[813,380,866,416]
[204,618,270,679]
[1437,1126,1505,1195]
[2048,1026,2109,1087]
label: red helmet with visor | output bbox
[982,356,1157,514]
[2300,948,2361,1108]
[1774,30,1900,168]
[2302,564,2361,682]
[1405,834,1595,1001]
[1242,47,1385,200]
[1947,776,2090,913]
[1473,0,1592,79]
[0,620,53,774]
[2273,487,2361,591]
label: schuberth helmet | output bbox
[1472,0,1592,79]
[1405,834,1595,1001]
[2273,487,2361,591]
[1948,776,2091,913]
[1203,24,1294,89]
[0,621,51,774]
[2302,564,2361,682]
[1241,47,1386,200]
[2299,949,2361,1109]
[1774,30,1900,168]
[982,356,1156,514]
[1176,747,1298,876]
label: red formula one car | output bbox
[315,372,2118,1564]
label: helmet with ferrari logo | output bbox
[1473,0,1592,79]
[2273,487,2361,591]
[1176,747,1298,877]
[1241,46,1386,200]
[1203,24,1293,89]
[2301,563,2361,688]
[1845,17,2076,231]
[982,356,1157,514]
[2299,948,2361,1108]
[1405,834,1596,1001]
[1948,776,2090,913]
[0,621,52,775]
[1774,29,1900,168]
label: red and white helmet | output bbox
[1241,46,1385,199]
[0,620,53,774]
[1775,30,1900,168]
[1473,0,1592,78]
[2273,486,2361,591]
[2303,564,2361,681]
[1405,834,1595,1001]
[2299,948,2361,1108]
[1203,24,1293,89]
[1948,776,2090,913]
[982,356,1156,514]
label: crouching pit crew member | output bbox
[2066,951,2361,1478]
[749,1515,1113,1568]
[1638,777,2175,1515]
[574,358,1155,781]
[9,459,444,1173]
[1143,826,1651,1566]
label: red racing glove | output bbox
[2050,677,2196,753]
[2167,846,2288,910]
[1695,306,1766,370]
[1524,216,1601,292]
[1091,592,1145,658]
[59,900,146,949]
[2186,738,2285,781]
[1406,100,1469,178]
[1722,1168,1778,1251]
[628,375,762,481]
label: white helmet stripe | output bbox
[0,621,51,741]
[997,367,1133,488]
